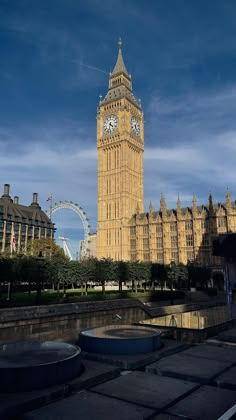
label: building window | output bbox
[186,234,193,247]
[157,237,163,249]
[143,238,149,249]
[185,221,192,231]
[131,253,136,262]
[171,251,178,263]
[217,218,226,228]
[130,226,136,236]
[156,224,162,235]
[144,253,150,261]
[187,250,194,262]
[157,253,164,264]
[143,225,148,235]
[171,235,178,248]
[201,219,208,231]
[202,235,209,246]
[130,239,136,250]
[199,251,210,265]
[170,223,177,232]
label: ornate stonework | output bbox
[129,193,236,266]
[96,40,144,260]
[97,42,236,266]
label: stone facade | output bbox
[96,41,236,266]
[96,40,144,261]
[0,184,54,255]
[129,192,236,266]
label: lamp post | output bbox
[35,252,45,305]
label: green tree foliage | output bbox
[96,258,116,294]
[28,238,65,258]
[116,260,129,291]
[187,263,212,289]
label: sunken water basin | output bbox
[0,341,82,392]
[140,305,232,342]
[79,324,161,354]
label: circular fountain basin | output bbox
[0,341,82,392]
[79,324,161,355]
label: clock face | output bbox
[131,116,140,135]
[103,115,118,134]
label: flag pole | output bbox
[46,195,53,221]
[50,194,53,221]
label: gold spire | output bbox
[111,38,129,77]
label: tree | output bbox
[96,258,116,294]
[80,258,96,295]
[187,263,212,290]
[116,261,129,292]
[0,257,14,301]
[128,261,142,293]
[167,262,178,290]
[139,261,151,290]
[176,264,188,289]
[28,238,65,259]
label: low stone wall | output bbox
[0,298,228,344]
[0,299,149,343]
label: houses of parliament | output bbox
[96,40,236,267]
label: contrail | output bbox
[79,62,109,75]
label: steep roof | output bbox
[0,187,53,227]
[111,39,129,77]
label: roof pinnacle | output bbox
[111,38,129,77]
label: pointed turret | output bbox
[192,193,197,214]
[149,201,153,214]
[111,38,129,77]
[225,187,232,212]
[176,194,181,211]
[160,193,167,216]
[101,39,140,107]
[208,193,214,215]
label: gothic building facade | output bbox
[129,192,236,267]
[96,41,236,267]
[0,184,54,255]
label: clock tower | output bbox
[96,40,144,260]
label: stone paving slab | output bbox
[218,327,236,343]
[179,343,236,363]
[150,414,188,419]
[166,385,236,420]
[90,371,198,411]
[0,359,120,419]
[214,365,236,390]
[146,352,231,384]
[82,339,190,369]
[23,390,155,420]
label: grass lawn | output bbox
[0,287,186,308]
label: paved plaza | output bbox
[0,324,236,420]
[1,306,236,419]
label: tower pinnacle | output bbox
[111,38,129,77]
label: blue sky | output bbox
[1,0,236,256]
